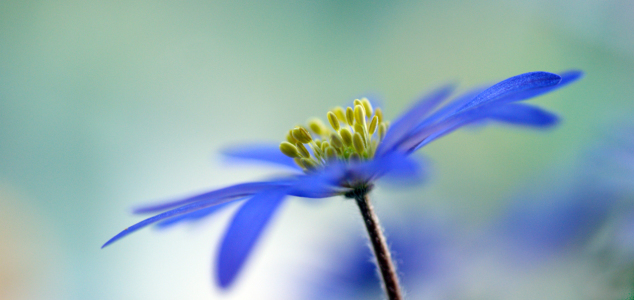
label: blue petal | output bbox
[286,166,346,198]
[101,195,248,249]
[348,152,424,183]
[217,189,287,288]
[134,181,289,214]
[406,103,556,151]
[452,71,562,115]
[379,154,428,186]
[222,143,301,170]
[397,115,470,152]
[500,70,583,102]
[485,103,559,127]
[412,86,488,130]
[557,70,584,86]
[155,201,235,228]
[398,71,579,152]
[376,84,455,156]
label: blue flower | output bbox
[102,71,582,288]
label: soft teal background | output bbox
[1,1,633,299]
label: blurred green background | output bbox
[1,0,633,299]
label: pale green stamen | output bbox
[279,100,390,171]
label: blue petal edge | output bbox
[485,103,559,128]
[452,71,562,115]
[155,201,235,228]
[101,195,249,249]
[377,84,455,156]
[134,181,287,214]
[217,189,287,288]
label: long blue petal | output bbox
[286,166,346,198]
[405,71,579,144]
[411,86,488,131]
[134,181,289,214]
[398,114,470,152]
[498,70,583,103]
[485,103,559,127]
[378,154,428,186]
[406,103,553,151]
[101,196,248,249]
[376,84,455,156]
[452,72,561,115]
[399,71,578,152]
[347,152,423,183]
[217,189,287,288]
[222,143,301,170]
[155,201,235,228]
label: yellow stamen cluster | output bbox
[279,97,390,171]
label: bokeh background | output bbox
[1,1,633,299]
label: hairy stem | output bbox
[355,193,402,300]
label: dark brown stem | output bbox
[354,193,402,300]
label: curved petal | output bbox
[155,200,236,228]
[286,166,346,198]
[222,143,301,170]
[348,152,424,183]
[101,195,248,249]
[412,86,488,131]
[378,154,429,186]
[377,84,455,156]
[134,181,289,214]
[217,189,287,288]
[485,103,559,128]
[405,103,557,152]
[452,72,562,115]
[500,70,583,103]
[399,71,579,152]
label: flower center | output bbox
[279,98,390,171]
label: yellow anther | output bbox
[345,107,354,125]
[339,128,353,147]
[286,130,298,144]
[361,98,373,116]
[324,147,337,160]
[308,118,328,136]
[368,115,379,135]
[353,99,362,107]
[309,143,322,158]
[327,112,340,131]
[292,127,312,144]
[353,123,366,143]
[352,132,365,154]
[314,139,322,148]
[279,142,300,158]
[296,142,310,158]
[294,158,305,169]
[375,108,383,124]
[354,105,366,126]
[333,106,346,123]
[330,133,343,149]
[320,141,331,152]
[301,158,319,170]
[378,123,387,141]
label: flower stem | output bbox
[354,193,402,300]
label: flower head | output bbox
[102,71,583,288]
